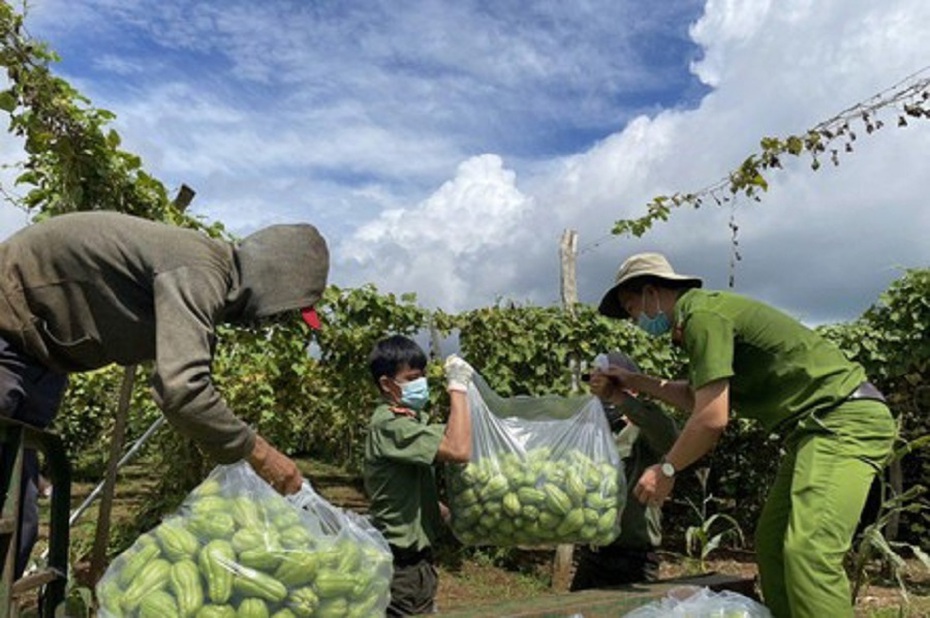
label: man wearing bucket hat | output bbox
[571,351,679,590]
[0,211,329,576]
[597,252,895,618]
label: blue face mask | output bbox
[637,291,671,337]
[397,376,430,411]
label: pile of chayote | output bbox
[96,466,392,618]
[447,447,624,547]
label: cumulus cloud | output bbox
[338,154,535,309]
[520,0,930,324]
[2,0,928,325]
[688,0,773,87]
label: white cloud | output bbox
[338,154,534,309]
[351,155,530,256]
[2,0,928,325]
[360,0,930,321]
[688,0,773,87]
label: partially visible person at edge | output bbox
[570,351,679,590]
[0,211,329,577]
[363,335,475,617]
[596,252,896,618]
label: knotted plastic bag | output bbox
[446,374,626,547]
[623,586,773,617]
[96,461,393,618]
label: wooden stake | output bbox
[559,229,579,316]
[553,229,579,591]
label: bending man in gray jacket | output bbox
[0,210,329,575]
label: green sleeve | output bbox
[682,309,736,390]
[619,397,679,456]
[368,417,445,466]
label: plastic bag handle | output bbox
[286,481,344,534]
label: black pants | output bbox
[388,546,438,617]
[0,337,68,577]
[569,545,659,591]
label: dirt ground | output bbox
[434,546,930,616]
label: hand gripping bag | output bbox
[446,374,626,547]
[96,461,393,618]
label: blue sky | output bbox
[2,0,929,326]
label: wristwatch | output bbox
[660,458,676,479]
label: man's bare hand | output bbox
[247,434,303,495]
[633,464,675,506]
[600,365,636,389]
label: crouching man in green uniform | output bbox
[571,351,679,589]
[596,252,896,618]
[364,335,475,616]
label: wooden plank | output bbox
[87,365,136,585]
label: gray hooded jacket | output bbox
[0,211,329,462]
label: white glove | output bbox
[444,354,475,393]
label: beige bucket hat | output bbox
[598,252,702,319]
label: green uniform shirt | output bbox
[674,289,866,431]
[364,403,445,552]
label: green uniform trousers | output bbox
[755,399,896,618]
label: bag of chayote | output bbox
[97,461,393,618]
[446,374,626,547]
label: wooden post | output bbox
[87,365,135,585]
[428,316,443,362]
[173,184,196,212]
[552,229,579,592]
[560,228,581,394]
[559,229,579,317]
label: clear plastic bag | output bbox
[623,586,773,618]
[446,374,626,547]
[96,461,393,618]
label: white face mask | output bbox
[637,290,671,337]
[396,376,430,410]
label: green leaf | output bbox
[106,129,122,148]
[909,544,930,571]
[0,90,17,112]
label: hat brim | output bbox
[597,273,703,319]
[598,283,628,319]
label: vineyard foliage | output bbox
[1,0,927,557]
[51,270,930,553]
[818,269,930,546]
